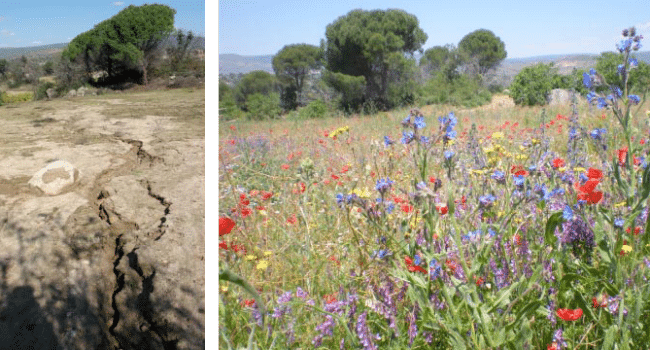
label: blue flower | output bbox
[401,116,412,127]
[617,39,633,53]
[569,127,578,140]
[445,130,457,140]
[420,135,430,144]
[336,193,345,205]
[630,58,638,67]
[582,72,593,88]
[414,116,426,129]
[563,205,574,221]
[444,150,454,160]
[614,217,624,228]
[589,68,597,75]
[385,202,395,214]
[414,254,421,266]
[429,259,441,279]
[416,181,427,191]
[586,91,597,102]
[629,95,640,105]
[479,194,496,208]
[612,86,622,98]
[384,135,395,147]
[375,178,394,194]
[401,131,415,144]
[491,170,506,183]
[597,97,608,109]
[534,184,551,202]
[617,64,625,76]
[513,175,525,188]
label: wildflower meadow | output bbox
[219,28,650,349]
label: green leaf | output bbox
[220,269,266,324]
[545,211,564,246]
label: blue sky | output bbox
[0,1,205,48]
[218,0,650,58]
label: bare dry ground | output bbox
[0,88,205,349]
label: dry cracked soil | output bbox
[0,88,205,349]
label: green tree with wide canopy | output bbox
[63,4,175,85]
[273,44,322,109]
[458,29,507,76]
[323,9,427,111]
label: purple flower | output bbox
[356,311,377,350]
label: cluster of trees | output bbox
[0,4,204,105]
[510,52,650,106]
[221,9,508,120]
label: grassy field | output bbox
[218,86,650,349]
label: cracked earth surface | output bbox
[0,89,205,349]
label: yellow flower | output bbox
[409,216,422,229]
[532,138,540,145]
[558,167,566,172]
[621,245,633,253]
[220,285,228,293]
[264,251,273,257]
[573,167,586,173]
[350,187,371,198]
[614,201,626,208]
[245,255,257,261]
[472,169,487,175]
[256,260,269,271]
[492,131,504,140]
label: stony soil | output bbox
[0,89,205,349]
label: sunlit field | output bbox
[219,59,650,348]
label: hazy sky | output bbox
[219,0,650,58]
[0,0,205,47]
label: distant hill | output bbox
[219,51,650,86]
[0,43,68,60]
[219,54,274,74]
[0,35,206,62]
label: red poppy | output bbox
[331,174,339,180]
[429,176,436,183]
[556,308,583,321]
[230,125,236,131]
[510,165,528,176]
[552,158,565,169]
[577,178,600,194]
[476,277,485,286]
[618,147,628,165]
[287,214,297,225]
[401,204,414,213]
[329,256,341,267]
[436,204,448,215]
[408,265,427,273]
[261,191,273,200]
[341,165,349,173]
[547,343,558,350]
[587,191,603,204]
[241,207,252,217]
[587,168,603,180]
[219,242,229,250]
[324,293,338,304]
[219,217,236,236]
[281,164,290,170]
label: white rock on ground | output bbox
[28,160,79,195]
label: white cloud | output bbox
[0,29,14,36]
[32,41,42,45]
[112,1,125,6]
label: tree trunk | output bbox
[142,59,148,85]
